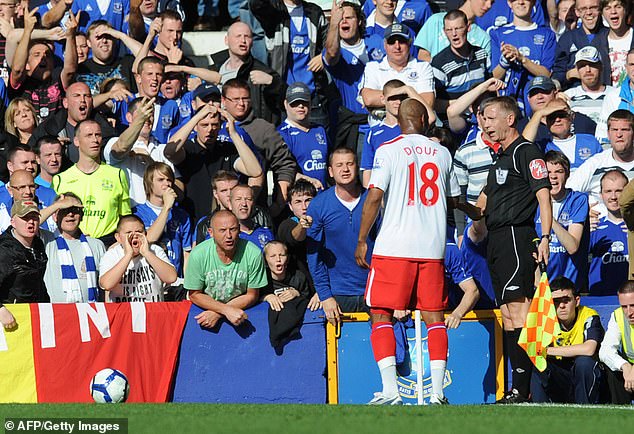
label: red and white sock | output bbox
[427,322,448,398]
[371,321,398,397]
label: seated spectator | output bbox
[34,136,63,189]
[135,162,192,278]
[524,99,602,169]
[28,81,117,165]
[262,240,320,347]
[518,76,597,150]
[75,20,140,95]
[210,21,281,124]
[307,147,376,321]
[591,0,634,87]
[99,214,177,302]
[360,23,435,119]
[44,193,106,303]
[567,110,634,207]
[552,0,604,88]
[104,96,176,207]
[490,0,555,115]
[0,199,49,307]
[531,276,604,404]
[229,184,274,251]
[51,120,131,246]
[360,79,404,187]
[278,82,329,189]
[185,210,268,329]
[431,9,490,121]
[443,233,480,329]
[4,97,37,145]
[219,78,297,205]
[165,103,262,221]
[535,151,589,290]
[414,0,494,62]
[7,8,78,121]
[588,170,629,295]
[599,280,634,404]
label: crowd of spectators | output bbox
[0,0,632,404]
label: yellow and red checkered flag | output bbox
[518,271,561,372]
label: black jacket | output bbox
[211,50,283,125]
[0,228,49,303]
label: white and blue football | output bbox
[90,368,130,403]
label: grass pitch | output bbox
[0,404,633,434]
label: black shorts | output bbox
[487,225,537,305]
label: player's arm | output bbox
[355,187,383,269]
[446,278,480,329]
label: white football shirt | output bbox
[369,134,460,260]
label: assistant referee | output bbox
[479,96,552,403]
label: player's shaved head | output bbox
[397,99,429,134]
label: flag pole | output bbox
[414,310,424,405]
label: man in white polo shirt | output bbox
[359,23,435,118]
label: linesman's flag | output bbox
[518,272,561,372]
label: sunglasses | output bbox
[386,36,409,45]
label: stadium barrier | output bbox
[327,311,504,404]
[0,298,620,404]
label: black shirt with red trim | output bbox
[8,67,65,121]
[484,135,551,230]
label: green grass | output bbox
[0,404,633,434]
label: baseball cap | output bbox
[527,76,556,93]
[286,82,311,104]
[384,23,411,42]
[193,83,221,101]
[11,199,40,218]
[574,45,602,65]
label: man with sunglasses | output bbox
[43,192,106,303]
[530,276,604,403]
[360,23,435,118]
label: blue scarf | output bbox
[56,234,98,302]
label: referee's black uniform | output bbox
[484,136,551,305]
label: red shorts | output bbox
[364,256,447,312]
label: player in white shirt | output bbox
[355,99,481,406]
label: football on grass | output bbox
[90,368,130,403]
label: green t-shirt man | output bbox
[184,238,268,302]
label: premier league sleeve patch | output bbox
[529,159,547,179]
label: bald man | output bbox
[211,22,282,123]
[28,81,117,164]
[355,99,480,405]
[0,169,57,234]
[185,210,268,329]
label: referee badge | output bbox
[495,168,508,184]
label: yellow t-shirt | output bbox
[554,306,600,348]
[52,163,131,238]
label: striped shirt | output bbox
[564,85,621,126]
[453,130,498,204]
[431,44,490,101]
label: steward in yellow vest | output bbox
[531,276,604,403]
[599,280,634,404]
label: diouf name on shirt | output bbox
[404,145,438,157]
